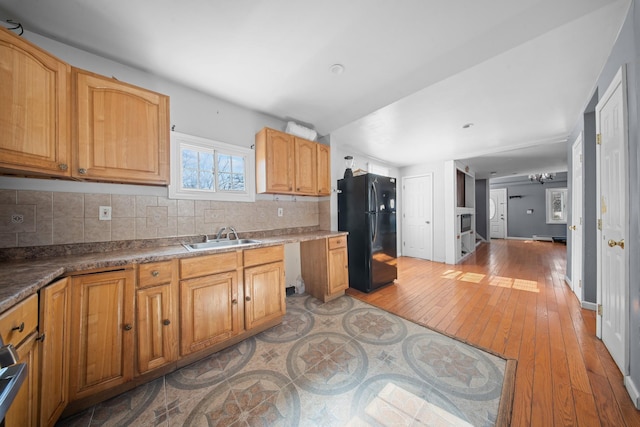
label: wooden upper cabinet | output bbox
[0,27,71,177]
[294,137,317,195]
[256,127,294,193]
[317,143,331,196]
[255,127,331,196]
[73,68,170,185]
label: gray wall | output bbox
[490,174,568,239]
[566,0,640,392]
[475,179,488,240]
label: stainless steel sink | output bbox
[183,239,262,252]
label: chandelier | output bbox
[528,172,555,184]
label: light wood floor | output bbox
[346,239,640,427]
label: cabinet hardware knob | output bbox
[58,163,68,171]
[162,319,171,326]
[78,168,87,175]
[245,296,251,302]
[36,334,46,342]
[123,324,133,331]
[11,322,24,333]
[232,299,238,304]
[151,270,160,277]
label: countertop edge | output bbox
[0,231,347,313]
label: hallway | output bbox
[347,239,640,426]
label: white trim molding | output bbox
[624,376,640,409]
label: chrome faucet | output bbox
[228,227,239,240]
[215,226,227,240]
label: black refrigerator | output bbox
[338,173,397,293]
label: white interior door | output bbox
[596,66,628,375]
[402,174,433,260]
[490,188,507,239]
[571,133,584,301]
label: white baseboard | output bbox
[564,276,572,287]
[581,301,597,311]
[506,236,530,241]
[624,376,640,409]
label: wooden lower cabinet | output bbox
[69,269,135,401]
[5,333,39,427]
[244,261,285,330]
[179,271,241,356]
[136,260,178,374]
[301,236,349,302]
[39,277,71,427]
[136,284,178,373]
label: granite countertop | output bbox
[0,230,347,314]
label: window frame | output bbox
[169,132,255,202]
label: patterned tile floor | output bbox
[57,294,507,427]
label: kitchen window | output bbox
[169,132,255,202]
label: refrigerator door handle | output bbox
[370,213,377,243]
[372,181,379,213]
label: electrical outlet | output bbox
[277,208,283,217]
[99,206,112,221]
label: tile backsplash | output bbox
[0,189,329,248]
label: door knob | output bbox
[607,239,625,249]
[569,225,577,231]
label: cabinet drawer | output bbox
[328,236,347,250]
[180,251,240,280]
[0,294,38,347]
[138,260,173,288]
[244,245,284,267]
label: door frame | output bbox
[596,65,629,374]
[401,173,433,260]
[570,132,584,301]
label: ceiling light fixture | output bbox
[528,172,555,184]
[462,123,474,129]
[329,64,345,74]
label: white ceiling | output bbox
[0,0,630,178]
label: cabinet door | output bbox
[328,247,349,294]
[73,68,169,184]
[180,271,240,356]
[317,144,331,196]
[294,137,317,195]
[5,333,39,427]
[39,277,71,427]
[0,27,70,177]
[136,284,177,373]
[69,269,135,401]
[260,129,294,193]
[244,261,285,330]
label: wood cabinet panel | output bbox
[39,277,71,427]
[317,143,331,196]
[243,245,284,268]
[5,332,39,427]
[180,271,241,355]
[0,27,71,177]
[244,261,285,330]
[179,251,240,280]
[136,284,177,373]
[256,128,294,194]
[328,246,349,294]
[138,260,173,289]
[301,237,349,302]
[69,269,135,401]
[73,68,169,184]
[256,127,330,196]
[0,293,38,348]
[294,137,317,194]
